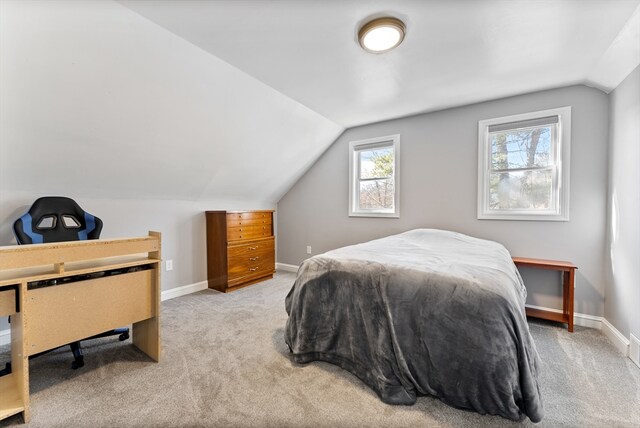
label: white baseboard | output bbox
[276,262,299,273]
[525,304,630,357]
[572,312,605,330]
[525,304,602,329]
[630,334,640,368]
[161,280,208,301]
[601,318,630,356]
[525,305,604,330]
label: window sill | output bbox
[477,212,569,221]
[349,212,399,218]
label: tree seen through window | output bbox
[489,125,555,210]
[358,148,394,210]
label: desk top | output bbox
[0,232,161,287]
[0,235,159,270]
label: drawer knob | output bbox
[249,246,258,250]
[249,267,259,272]
[249,257,259,261]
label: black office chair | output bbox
[10,196,129,369]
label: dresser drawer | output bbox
[226,211,272,222]
[227,224,272,242]
[228,237,274,257]
[228,249,272,270]
[226,216,272,228]
[227,253,275,282]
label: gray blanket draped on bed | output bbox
[285,229,543,422]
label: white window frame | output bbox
[477,106,571,221]
[349,134,400,218]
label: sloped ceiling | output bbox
[1,0,639,203]
[120,0,640,127]
[0,0,343,203]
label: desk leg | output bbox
[132,267,160,361]
[11,284,30,422]
[132,319,160,361]
[11,313,29,422]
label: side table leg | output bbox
[566,269,575,332]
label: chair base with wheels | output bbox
[25,328,130,370]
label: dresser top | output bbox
[206,210,275,214]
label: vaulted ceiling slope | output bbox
[121,0,640,128]
[0,0,343,203]
[2,1,639,204]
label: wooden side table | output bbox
[512,257,577,332]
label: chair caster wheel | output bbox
[119,332,130,341]
[71,358,84,370]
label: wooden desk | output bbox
[512,257,577,332]
[0,232,161,423]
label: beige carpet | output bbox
[1,271,639,427]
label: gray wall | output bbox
[605,65,640,339]
[277,85,609,317]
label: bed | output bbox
[284,229,543,422]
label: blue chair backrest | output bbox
[13,196,103,244]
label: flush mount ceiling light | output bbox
[358,17,406,53]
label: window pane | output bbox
[489,169,553,210]
[359,147,393,179]
[359,178,394,210]
[490,126,553,171]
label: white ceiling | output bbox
[2,1,638,204]
[121,0,640,128]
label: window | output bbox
[349,134,400,217]
[477,107,571,221]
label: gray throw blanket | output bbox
[285,229,543,422]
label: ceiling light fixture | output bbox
[358,17,406,53]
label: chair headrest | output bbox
[13,196,103,244]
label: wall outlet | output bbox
[165,259,173,271]
[306,246,312,254]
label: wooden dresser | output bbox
[205,210,275,292]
